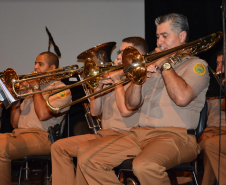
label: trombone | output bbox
[46,31,223,112]
[0,65,82,101]
[208,67,225,94]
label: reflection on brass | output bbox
[46,32,222,112]
[0,65,81,99]
[209,67,225,94]
[122,31,222,85]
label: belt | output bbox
[187,129,196,135]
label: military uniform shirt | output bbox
[18,81,72,131]
[101,82,139,131]
[139,56,209,129]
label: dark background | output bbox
[145,0,224,97]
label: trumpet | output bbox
[46,31,223,112]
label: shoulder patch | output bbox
[193,63,206,75]
[57,91,67,98]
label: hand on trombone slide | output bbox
[114,58,122,65]
[105,69,124,84]
[94,76,113,92]
[146,46,170,77]
[17,71,41,94]
[94,69,124,92]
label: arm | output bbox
[33,92,54,121]
[153,54,201,107]
[28,79,55,121]
[125,64,157,110]
[161,68,197,106]
[89,78,113,116]
[10,81,30,128]
[125,83,143,110]
[109,70,139,116]
[126,57,208,109]
[10,101,21,128]
[89,86,104,117]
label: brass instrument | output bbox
[77,42,118,132]
[123,31,223,85]
[78,42,118,89]
[77,42,116,67]
[81,77,102,134]
[209,67,225,94]
[46,32,222,112]
[0,65,81,101]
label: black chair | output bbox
[114,101,208,185]
[13,113,68,185]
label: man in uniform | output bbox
[0,51,71,185]
[199,50,226,185]
[78,13,209,185]
[51,37,149,185]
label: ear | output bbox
[179,31,187,43]
[49,64,56,70]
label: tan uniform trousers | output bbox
[78,127,199,185]
[0,128,51,185]
[199,127,226,185]
[51,129,127,185]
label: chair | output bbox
[13,113,68,185]
[114,101,208,185]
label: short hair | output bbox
[217,50,223,56]
[39,51,59,68]
[122,37,149,54]
[155,13,189,43]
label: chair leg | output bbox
[192,169,199,185]
[116,169,122,179]
[40,160,51,185]
[45,161,51,185]
[123,172,127,185]
[18,161,26,185]
[41,161,44,185]
[25,161,29,180]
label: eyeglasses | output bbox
[117,49,124,55]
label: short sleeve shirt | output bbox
[139,56,209,129]
[18,81,72,131]
[101,82,140,131]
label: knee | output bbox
[203,137,215,152]
[77,141,93,159]
[77,150,90,166]
[132,157,147,174]
[78,151,108,171]
[51,140,64,156]
[133,158,165,176]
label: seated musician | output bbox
[0,51,71,185]
[77,13,209,185]
[199,50,226,185]
[50,37,149,185]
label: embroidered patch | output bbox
[57,91,67,98]
[193,63,206,75]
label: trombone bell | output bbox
[77,42,116,66]
[122,47,147,85]
[84,58,100,89]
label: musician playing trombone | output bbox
[77,13,210,185]
[0,52,71,185]
[51,37,149,185]
[199,50,226,185]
